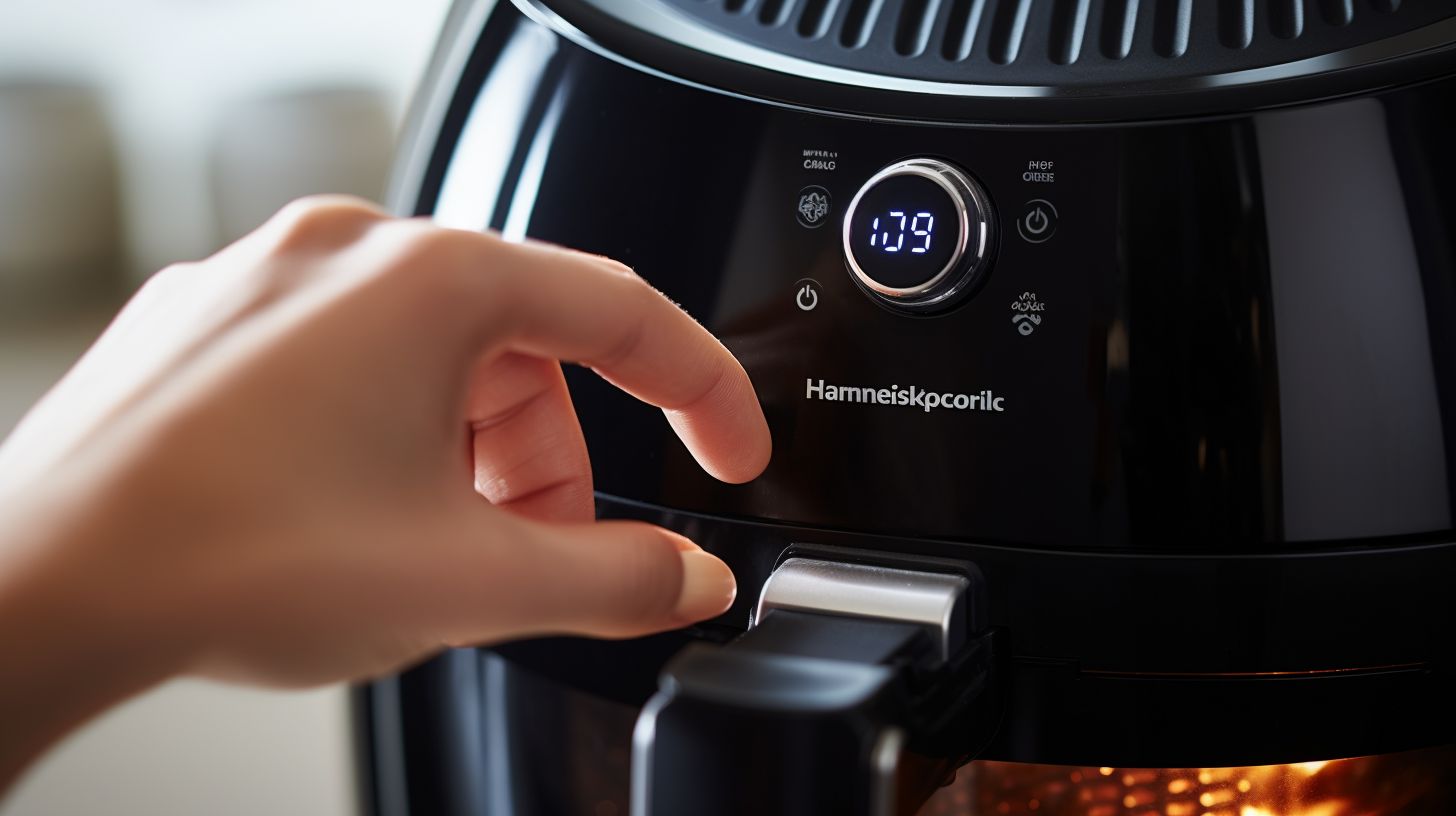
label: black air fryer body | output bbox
[363,1,1456,813]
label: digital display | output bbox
[870,211,935,254]
[846,173,961,292]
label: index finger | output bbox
[469,236,771,485]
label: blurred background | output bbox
[0,0,452,812]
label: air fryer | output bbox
[359,1,1456,814]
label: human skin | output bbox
[0,196,771,793]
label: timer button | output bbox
[842,158,995,312]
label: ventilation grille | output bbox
[657,0,1453,86]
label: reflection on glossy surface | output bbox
[432,18,560,232]
[922,747,1456,816]
[1257,98,1450,542]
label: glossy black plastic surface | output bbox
[360,5,1456,811]
[421,9,1456,555]
[582,495,1456,766]
[638,613,924,816]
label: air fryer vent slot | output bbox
[1219,0,1255,48]
[798,0,839,37]
[1320,0,1354,26]
[1049,0,1092,64]
[757,0,795,27]
[988,0,1034,63]
[656,0,1454,87]
[1269,0,1305,39]
[895,0,942,55]
[1152,0,1192,57]
[1101,0,1141,58]
[942,0,990,60]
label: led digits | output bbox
[910,212,933,254]
[846,168,965,294]
[868,210,933,254]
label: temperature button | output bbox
[842,158,995,312]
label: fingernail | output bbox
[661,529,702,552]
[674,550,737,622]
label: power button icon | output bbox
[1017,199,1058,244]
[795,278,820,311]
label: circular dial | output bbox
[843,158,995,311]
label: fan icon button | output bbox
[795,186,832,228]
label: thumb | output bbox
[443,510,738,643]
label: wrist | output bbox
[0,483,188,792]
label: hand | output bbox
[0,197,770,786]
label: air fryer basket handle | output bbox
[631,557,998,816]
